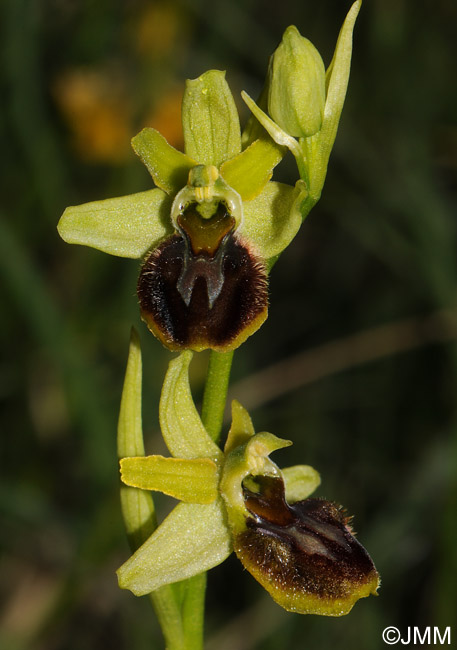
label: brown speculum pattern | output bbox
[137,201,268,352]
[234,475,380,616]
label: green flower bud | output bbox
[268,26,326,138]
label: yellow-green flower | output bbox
[58,70,306,352]
[117,331,380,616]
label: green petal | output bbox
[131,128,197,195]
[220,135,285,201]
[117,500,232,596]
[58,189,172,259]
[118,329,157,550]
[224,400,255,454]
[246,431,293,458]
[120,455,219,504]
[240,181,304,260]
[182,70,241,167]
[282,464,321,503]
[159,351,223,462]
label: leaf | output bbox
[182,70,241,167]
[159,351,223,462]
[117,500,232,596]
[120,455,219,504]
[58,189,173,259]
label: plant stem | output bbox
[150,587,186,650]
[177,350,234,649]
[180,573,207,650]
[201,350,234,442]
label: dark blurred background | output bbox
[1,0,457,648]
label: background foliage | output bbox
[1,0,456,648]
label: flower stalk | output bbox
[201,350,234,442]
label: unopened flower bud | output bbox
[269,25,326,138]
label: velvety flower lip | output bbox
[117,333,380,613]
[58,70,306,351]
[136,163,270,352]
[235,474,380,616]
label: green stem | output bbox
[177,349,234,649]
[150,587,186,650]
[201,350,234,442]
[180,573,207,649]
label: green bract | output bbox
[117,332,380,615]
[242,0,362,204]
[58,70,304,264]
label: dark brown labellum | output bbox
[234,474,380,616]
[137,202,268,351]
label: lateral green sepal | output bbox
[117,500,232,596]
[240,181,304,260]
[58,189,172,259]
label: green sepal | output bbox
[58,189,172,259]
[240,181,304,260]
[131,128,197,195]
[219,135,285,201]
[159,351,223,462]
[117,500,232,596]
[282,464,321,503]
[182,70,241,167]
[118,329,157,549]
[120,455,219,504]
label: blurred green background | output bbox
[1,0,457,648]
